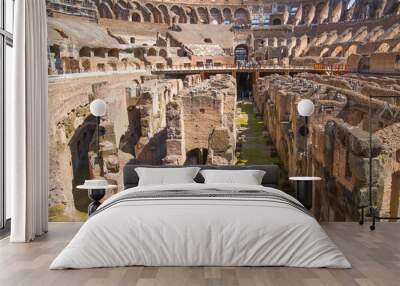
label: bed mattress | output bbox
[50,183,351,269]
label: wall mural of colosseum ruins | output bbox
[47,0,400,222]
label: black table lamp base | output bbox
[88,189,106,215]
[296,181,313,210]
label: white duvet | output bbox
[50,183,351,269]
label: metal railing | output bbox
[151,63,351,73]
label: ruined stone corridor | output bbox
[236,101,281,166]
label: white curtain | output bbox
[7,0,49,242]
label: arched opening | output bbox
[235,45,248,63]
[81,59,91,72]
[345,45,358,57]
[94,48,107,58]
[145,3,162,23]
[223,8,232,23]
[171,6,186,23]
[204,38,212,44]
[99,3,114,19]
[210,8,222,24]
[159,49,167,58]
[376,43,391,53]
[147,48,157,56]
[237,72,253,100]
[331,46,343,57]
[79,47,91,57]
[108,49,119,58]
[185,148,208,165]
[50,45,62,73]
[358,56,370,73]
[115,4,129,20]
[158,5,171,24]
[69,117,97,212]
[108,62,117,71]
[97,63,106,72]
[133,48,144,59]
[272,18,282,25]
[392,43,400,52]
[121,58,128,70]
[234,8,250,24]
[131,12,142,22]
[314,2,326,24]
[197,7,209,24]
[320,47,330,57]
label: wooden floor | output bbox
[0,222,399,286]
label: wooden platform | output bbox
[0,222,399,286]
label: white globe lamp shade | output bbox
[90,99,107,117]
[297,99,315,117]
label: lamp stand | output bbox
[304,116,309,176]
[96,116,104,177]
[96,116,100,162]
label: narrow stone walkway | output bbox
[236,101,281,165]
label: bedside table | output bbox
[77,181,117,215]
[289,177,321,210]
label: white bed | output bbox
[50,183,351,269]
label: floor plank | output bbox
[0,222,399,286]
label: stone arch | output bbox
[234,8,250,24]
[345,44,358,57]
[386,2,400,15]
[292,4,302,25]
[331,45,343,57]
[108,61,118,71]
[234,44,249,62]
[114,0,130,20]
[131,1,151,22]
[330,0,343,23]
[81,59,91,72]
[121,58,128,70]
[320,47,330,57]
[272,18,282,25]
[186,7,199,24]
[108,49,119,58]
[69,117,98,212]
[98,2,114,19]
[94,47,107,58]
[314,2,327,24]
[358,56,370,72]
[158,5,171,24]
[302,4,315,25]
[118,0,129,9]
[159,49,167,58]
[392,42,400,52]
[197,7,209,24]
[223,8,232,22]
[376,42,391,53]
[131,11,142,22]
[210,8,222,24]
[147,47,157,56]
[170,5,187,23]
[186,148,208,165]
[79,46,91,57]
[145,3,163,23]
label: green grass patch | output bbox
[236,102,281,165]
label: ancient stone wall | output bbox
[164,74,237,165]
[255,73,400,221]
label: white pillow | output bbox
[200,169,266,185]
[135,167,201,186]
